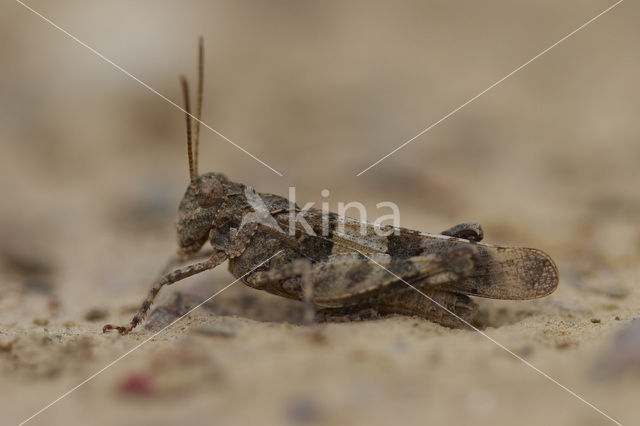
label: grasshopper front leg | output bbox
[103,251,227,335]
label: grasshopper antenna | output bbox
[180,76,196,185]
[193,36,204,177]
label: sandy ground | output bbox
[1,1,639,425]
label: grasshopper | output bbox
[104,39,558,334]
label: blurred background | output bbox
[1,1,638,425]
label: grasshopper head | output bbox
[176,172,230,255]
[175,38,229,255]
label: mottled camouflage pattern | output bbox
[105,171,558,334]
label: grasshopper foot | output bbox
[102,322,137,335]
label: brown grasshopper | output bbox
[104,39,558,334]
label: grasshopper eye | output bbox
[196,176,223,208]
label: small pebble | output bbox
[47,297,61,311]
[120,373,154,396]
[145,306,182,331]
[602,303,619,311]
[309,330,328,345]
[33,318,49,326]
[287,397,321,423]
[591,318,601,324]
[23,277,55,294]
[2,241,53,276]
[145,292,202,331]
[516,345,534,357]
[84,307,108,322]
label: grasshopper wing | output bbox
[274,209,558,300]
[420,240,558,300]
[313,247,476,307]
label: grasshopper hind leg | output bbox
[374,289,478,328]
[317,289,478,329]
